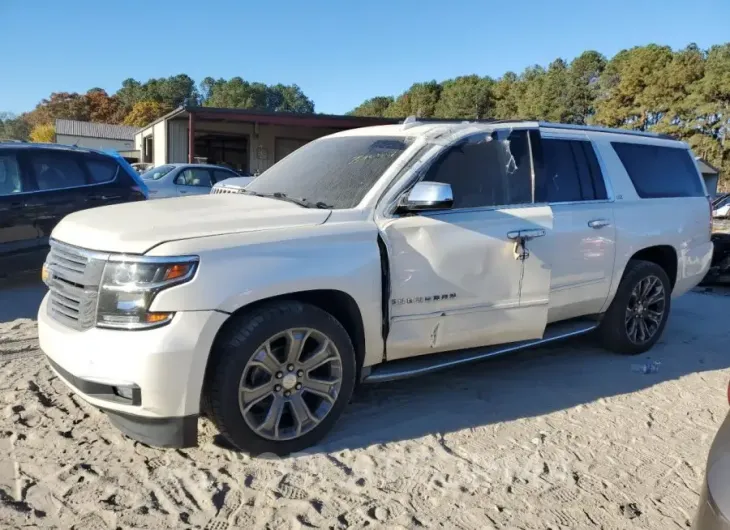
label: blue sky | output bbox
[2,0,728,116]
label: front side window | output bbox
[422,129,532,209]
[246,136,412,209]
[0,153,22,196]
[612,142,704,198]
[177,168,212,187]
[30,151,86,191]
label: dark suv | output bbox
[0,143,148,278]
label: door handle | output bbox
[507,229,546,241]
[180,190,189,194]
[588,219,611,229]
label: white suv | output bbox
[38,120,713,455]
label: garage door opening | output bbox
[275,138,310,163]
[194,133,249,173]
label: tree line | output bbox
[0,74,314,142]
[0,42,727,186]
[350,43,729,188]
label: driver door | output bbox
[381,129,553,360]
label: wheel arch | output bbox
[628,245,678,289]
[600,244,679,314]
[201,289,367,410]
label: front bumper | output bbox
[38,293,228,447]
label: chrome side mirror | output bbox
[398,181,454,212]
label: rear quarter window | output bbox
[84,157,119,184]
[611,142,704,198]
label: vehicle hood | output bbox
[51,194,331,254]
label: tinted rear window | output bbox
[30,151,87,191]
[611,142,703,198]
[536,139,607,203]
[84,157,119,183]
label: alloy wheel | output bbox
[238,328,343,441]
[625,275,666,345]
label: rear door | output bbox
[529,132,616,322]
[80,153,137,209]
[0,149,42,276]
[174,167,214,196]
[21,148,90,250]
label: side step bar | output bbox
[363,319,598,384]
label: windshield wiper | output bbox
[243,191,332,209]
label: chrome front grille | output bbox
[45,240,108,331]
[211,186,245,195]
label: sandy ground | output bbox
[1,280,730,529]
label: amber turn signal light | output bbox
[163,264,192,281]
[144,312,173,324]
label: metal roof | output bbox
[134,105,400,132]
[55,119,138,141]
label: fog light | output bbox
[113,386,134,400]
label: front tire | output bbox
[207,301,356,456]
[597,260,671,355]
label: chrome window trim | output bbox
[540,199,614,207]
[3,177,120,197]
[411,201,544,219]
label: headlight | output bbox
[96,256,198,330]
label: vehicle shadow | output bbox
[316,289,730,453]
[0,276,46,321]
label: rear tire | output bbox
[597,260,671,355]
[206,301,356,456]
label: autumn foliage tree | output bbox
[29,123,55,143]
[3,43,729,187]
[348,42,730,189]
[122,101,171,127]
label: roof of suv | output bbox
[0,142,117,156]
[332,119,684,146]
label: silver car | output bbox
[141,163,242,199]
[694,379,730,529]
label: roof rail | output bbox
[538,122,675,140]
[401,116,508,125]
[396,117,677,140]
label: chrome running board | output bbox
[363,319,598,383]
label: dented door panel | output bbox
[382,205,553,360]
